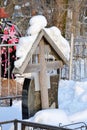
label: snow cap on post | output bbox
[27,15,47,36]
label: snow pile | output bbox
[58,80,87,115]
[27,15,47,35]
[0,100,22,130]
[14,15,70,68]
[69,109,87,123]
[26,109,70,126]
[14,35,37,68]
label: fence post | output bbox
[10,98,12,106]
[69,33,74,80]
[22,124,26,130]
[14,119,18,130]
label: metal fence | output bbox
[0,44,23,101]
[61,37,87,81]
[0,95,22,106]
[0,119,72,130]
[0,119,87,130]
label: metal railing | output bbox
[0,44,23,97]
[0,119,87,130]
[0,95,22,106]
[0,119,72,130]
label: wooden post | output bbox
[39,39,49,109]
[69,33,74,80]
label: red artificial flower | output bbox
[10,25,15,32]
[4,26,9,34]
[8,39,13,44]
[4,29,9,35]
[8,48,13,53]
[14,46,16,50]
[8,38,18,44]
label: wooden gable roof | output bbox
[13,29,69,75]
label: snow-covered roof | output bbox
[14,15,70,74]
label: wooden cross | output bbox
[23,38,63,109]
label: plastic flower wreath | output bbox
[0,20,21,79]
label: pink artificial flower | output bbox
[9,30,16,38]
[9,38,19,44]
[4,26,9,33]
[1,47,6,54]
[1,34,9,42]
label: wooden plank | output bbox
[33,45,51,54]
[24,64,40,73]
[47,60,63,70]
[39,39,49,109]
[24,60,63,73]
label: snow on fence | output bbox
[61,38,87,81]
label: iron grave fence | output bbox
[0,119,87,130]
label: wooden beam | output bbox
[47,60,63,70]
[24,60,63,73]
[39,39,49,109]
[24,64,40,73]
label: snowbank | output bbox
[58,80,87,115]
[26,109,70,126]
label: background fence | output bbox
[61,37,87,81]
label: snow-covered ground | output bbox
[0,100,22,130]
[1,79,87,129]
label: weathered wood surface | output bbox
[39,39,49,109]
[24,60,63,73]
